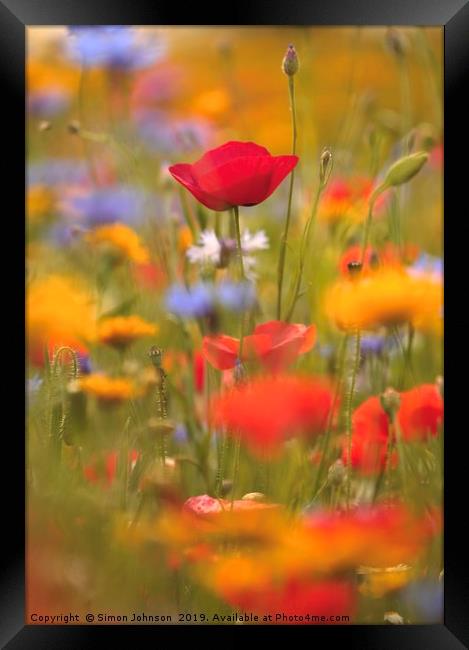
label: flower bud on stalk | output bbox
[319,148,333,186]
[347,261,362,279]
[380,387,401,421]
[382,151,428,188]
[327,459,346,487]
[282,44,299,76]
[386,28,408,58]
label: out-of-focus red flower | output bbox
[133,261,166,290]
[211,375,333,457]
[343,384,443,473]
[193,350,205,393]
[342,396,393,475]
[398,384,443,441]
[29,335,89,369]
[339,245,376,276]
[222,578,356,623]
[203,320,316,371]
[84,450,139,488]
[169,141,298,211]
[338,243,420,277]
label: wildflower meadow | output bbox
[27,26,443,625]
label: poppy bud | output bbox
[327,459,346,486]
[241,491,266,502]
[319,148,333,185]
[382,151,428,189]
[67,120,81,135]
[282,44,299,77]
[380,387,401,420]
[221,479,233,496]
[386,28,408,58]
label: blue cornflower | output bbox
[27,375,43,398]
[165,281,257,319]
[28,90,69,118]
[217,281,256,311]
[66,186,149,227]
[28,159,89,186]
[135,110,213,154]
[165,283,214,319]
[67,27,166,70]
[360,334,395,356]
[409,253,443,281]
[402,579,443,622]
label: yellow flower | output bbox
[27,184,55,223]
[86,224,149,264]
[324,268,442,333]
[97,315,157,349]
[27,275,97,357]
[77,374,140,404]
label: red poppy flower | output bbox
[398,384,443,441]
[222,578,356,623]
[169,141,299,211]
[193,350,205,393]
[339,245,376,277]
[28,335,89,369]
[341,397,393,475]
[202,320,316,371]
[211,374,333,457]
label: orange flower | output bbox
[203,320,316,371]
[319,176,388,225]
[325,267,442,333]
[77,374,140,404]
[97,315,157,349]
[86,223,149,264]
[211,374,333,456]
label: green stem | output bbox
[232,205,246,358]
[230,438,242,509]
[312,333,349,498]
[360,198,376,266]
[345,329,362,509]
[276,74,297,320]
[285,183,322,322]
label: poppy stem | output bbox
[285,183,322,323]
[277,74,297,320]
[360,197,376,266]
[345,329,362,509]
[232,205,246,358]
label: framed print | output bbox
[2,0,468,646]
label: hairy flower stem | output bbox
[230,439,242,509]
[345,329,362,509]
[360,198,376,266]
[233,206,246,357]
[285,184,322,322]
[276,74,297,320]
[312,333,349,498]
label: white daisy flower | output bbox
[241,229,269,253]
[186,230,221,265]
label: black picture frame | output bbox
[3,0,468,646]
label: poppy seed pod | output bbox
[282,44,299,76]
[380,387,401,420]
